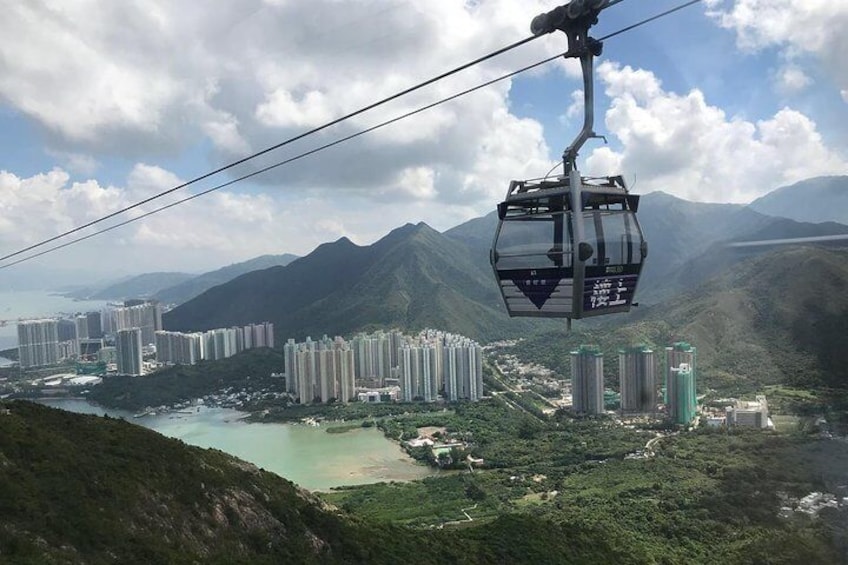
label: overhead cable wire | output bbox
[0,52,568,271]
[0,0,704,270]
[597,0,702,42]
[0,34,542,264]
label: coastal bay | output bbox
[37,398,437,491]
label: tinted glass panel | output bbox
[496,213,572,270]
[581,211,640,266]
[599,211,629,266]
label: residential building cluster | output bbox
[283,335,356,404]
[18,310,107,369]
[283,329,484,405]
[569,341,700,425]
[664,342,697,425]
[16,300,165,371]
[570,345,604,414]
[619,345,658,415]
[155,322,275,367]
[116,328,143,376]
[16,301,274,377]
[399,330,483,402]
[103,301,163,345]
[17,319,61,369]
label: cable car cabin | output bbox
[490,174,647,319]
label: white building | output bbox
[107,302,163,345]
[17,319,60,369]
[726,395,770,428]
[116,328,143,376]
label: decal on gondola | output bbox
[583,275,638,311]
[513,277,561,310]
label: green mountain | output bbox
[649,216,848,304]
[0,400,642,564]
[514,246,848,395]
[164,223,549,342]
[155,253,299,306]
[634,191,774,302]
[162,185,848,345]
[749,175,848,225]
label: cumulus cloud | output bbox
[0,0,570,204]
[0,163,506,275]
[0,167,289,273]
[585,62,847,203]
[705,0,848,100]
[561,90,585,123]
[776,65,812,93]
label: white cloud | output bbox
[562,89,585,123]
[0,169,122,244]
[255,89,337,129]
[0,0,568,194]
[776,65,812,93]
[44,151,100,176]
[201,115,252,156]
[706,0,848,100]
[585,62,847,203]
[126,164,184,200]
[0,167,285,273]
[0,163,506,275]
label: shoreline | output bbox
[34,397,437,491]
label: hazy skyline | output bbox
[0,0,846,276]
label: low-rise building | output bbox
[726,395,770,428]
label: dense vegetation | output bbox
[5,375,848,561]
[87,348,285,411]
[0,401,710,564]
[326,400,848,563]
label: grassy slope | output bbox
[0,401,649,564]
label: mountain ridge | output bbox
[164,221,548,342]
[154,253,299,305]
[749,175,848,225]
[69,271,196,300]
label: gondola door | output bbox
[491,194,576,317]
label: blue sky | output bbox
[0,0,845,278]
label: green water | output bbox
[38,399,437,491]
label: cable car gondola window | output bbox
[494,211,573,270]
[595,211,634,267]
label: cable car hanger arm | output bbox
[531,0,612,169]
